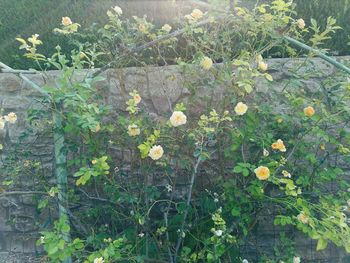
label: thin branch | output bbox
[90,18,217,78]
[283,36,350,75]
[0,68,37,74]
[163,212,174,263]
[0,191,47,197]
[173,156,202,262]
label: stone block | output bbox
[0,74,22,93]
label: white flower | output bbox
[113,6,123,15]
[5,112,17,123]
[214,229,223,237]
[148,145,164,160]
[263,148,269,157]
[165,184,172,192]
[128,124,141,137]
[94,257,104,263]
[258,61,268,71]
[162,24,172,33]
[0,118,5,130]
[234,102,248,115]
[297,211,309,224]
[293,256,301,263]
[170,111,187,127]
[103,237,112,243]
[297,18,305,29]
[282,170,291,178]
[242,260,249,263]
[138,232,145,237]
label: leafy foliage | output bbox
[4,1,350,262]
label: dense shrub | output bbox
[1,1,350,262]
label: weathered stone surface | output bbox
[0,74,22,93]
[0,56,349,261]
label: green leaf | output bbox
[242,169,249,177]
[231,207,241,217]
[47,243,59,255]
[316,238,328,251]
[265,74,273,81]
[233,166,243,173]
[138,143,150,158]
[38,199,49,210]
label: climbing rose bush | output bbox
[4,1,349,262]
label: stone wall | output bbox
[0,57,349,262]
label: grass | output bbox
[0,0,349,69]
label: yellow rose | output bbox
[170,111,187,127]
[258,61,268,71]
[149,145,164,160]
[62,17,73,26]
[191,9,203,20]
[297,18,305,29]
[254,166,270,180]
[234,102,248,116]
[162,24,172,33]
[94,257,105,263]
[138,23,147,33]
[5,112,17,123]
[304,106,315,117]
[271,139,286,152]
[128,124,141,136]
[92,159,97,165]
[297,211,309,224]
[133,94,142,104]
[201,56,213,70]
[113,6,123,15]
[282,170,291,178]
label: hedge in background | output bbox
[294,0,350,55]
[0,0,191,69]
[1,0,350,69]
